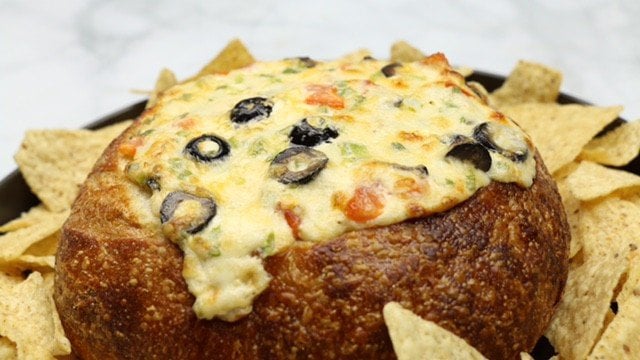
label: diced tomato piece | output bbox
[177,117,196,130]
[279,207,302,239]
[420,52,450,67]
[118,137,144,159]
[344,186,385,223]
[305,85,345,110]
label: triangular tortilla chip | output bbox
[0,272,70,359]
[490,61,562,106]
[580,120,640,167]
[566,161,640,201]
[500,103,622,173]
[14,122,130,212]
[383,302,486,360]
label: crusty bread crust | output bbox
[55,119,569,360]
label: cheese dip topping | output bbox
[121,53,536,321]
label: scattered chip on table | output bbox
[383,302,487,360]
[499,103,622,173]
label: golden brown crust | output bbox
[55,120,569,360]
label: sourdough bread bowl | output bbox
[54,53,569,359]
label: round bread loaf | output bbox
[54,55,569,359]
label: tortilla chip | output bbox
[555,174,583,258]
[500,103,622,173]
[0,271,71,359]
[546,197,639,359]
[94,120,133,140]
[187,39,255,81]
[0,337,17,360]
[466,81,490,103]
[580,120,640,167]
[566,161,640,201]
[454,66,474,78]
[5,255,55,273]
[146,68,178,109]
[490,60,562,107]
[0,205,51,233]
[14,123,131,212]
[338,48,373,63]
[390,41,425,62]
[0,211,67,262]
[519,353,534,360]
[589,252,640,359]
[383,302,486,360]
[388,41,472,76]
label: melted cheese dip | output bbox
[121,53,536,321]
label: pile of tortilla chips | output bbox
[1,39,638,359]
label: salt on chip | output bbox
[545,197,640,360]
[383,302,487,360]
[566,161,640,201]
[589,254,640,359]
[186,38,255,82]
[580,120,640,167]
[499,103,622,173]
[146,68,178,109]
[0,211,67,262]
[0,271,71,359]
[14,122,131,212]
[490,60,562,107]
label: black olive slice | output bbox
[446,137,492,172]
[160,191,217,234]
[289,119,339,147]
[269,146,329,184]
[230,97,274,124]
[185,135,230,163]
[381,62,402,77]
[473,122,529,162]
[297,56,318,68]
[393,164,429,176]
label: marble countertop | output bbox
[1,0,639,179]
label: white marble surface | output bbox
[1,0,639,179]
